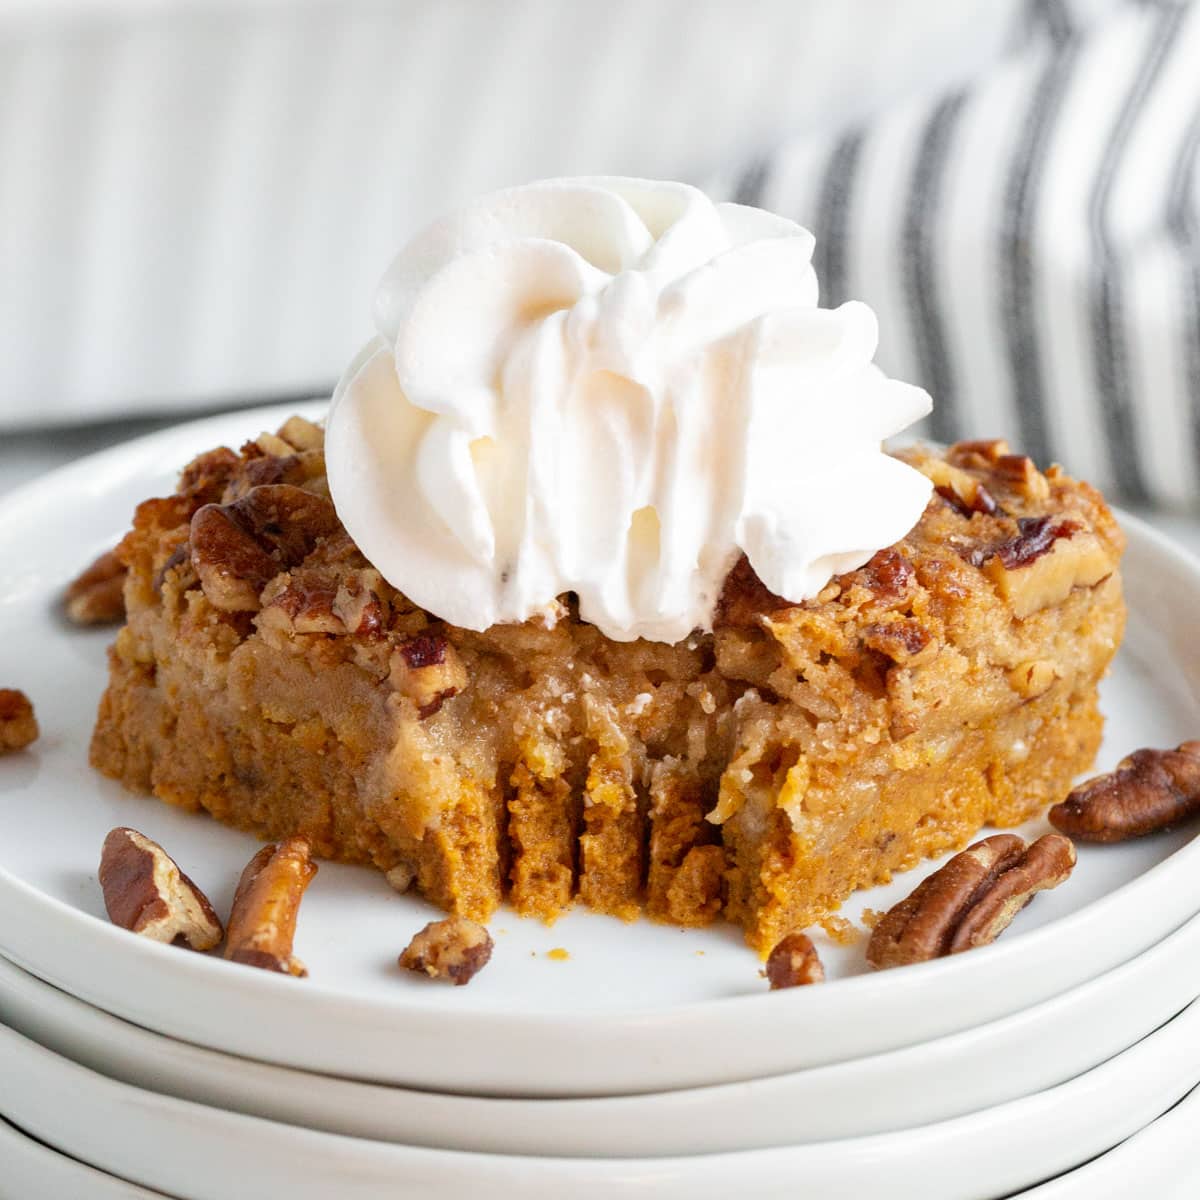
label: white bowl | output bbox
[2,1000,1199,1200]
[2,402,1200,1097]
[0,1115,172,1200]
[2,894,1200,1156]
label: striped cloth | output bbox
[716,0,1200,508]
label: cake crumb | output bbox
[819,914,862,945]
[546,947,570,961]
[861,908,885,931]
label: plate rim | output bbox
[2,402,1200,1092]
[1,1001,1198,1199]
[2,895,1200,1154]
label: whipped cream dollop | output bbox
[326,178,932,643]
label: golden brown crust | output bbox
[90,426,1126,952]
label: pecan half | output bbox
[190,484,340,612]
[1049,742,1200,843]
[399,916,493,986]
[64,549,127,625]
[866,833,1076,969]
[0,688,38,753]
[389,633,468,717]
[224,838,317,976]
[765,931,825,989]
[99,828,223,951]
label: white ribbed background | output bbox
[0,0,1022,427]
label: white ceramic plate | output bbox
[2,402,1200,1096]
[0,1116,174,1200]
[2,1003,1199,1200]
[1014,1086,1200,1198]
[2,894,1199,1156]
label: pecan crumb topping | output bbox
[190,484,340,613]
[991,516,1081,570]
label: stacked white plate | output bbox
[2,404,1200,1199]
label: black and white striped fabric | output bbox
[718,0,1200,507]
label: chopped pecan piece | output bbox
[178,446,241,506]
[765,931,824,989]
[224,838,317,976]
[992,454,1051,503]
[276,415,324,451]
[936,481,999,518]
[862,619,932,664]
[153,542,197,594]
[866,833,1076,969]
[99,828,223,950]
[947,438,1010,467]
[922,459,1000,518]
[399,916,493,986]
[390,633,468,716]
[259,570,343,636]
[714,555,790,627]
[64,549,126,625]
[254,431,296,458]
[1008,659,1059,699]
[1049,742,1200,843]
[980,517,1112,618]
[858,548,914,601]
[385,863,416,894]
[991,516,1079,569]
[332,570,388,637]
[190,484,340,612]
[0,689,38,753]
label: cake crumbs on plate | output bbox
[861,908,885,931]
[546,947,570,961]
[818,914,862,945]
